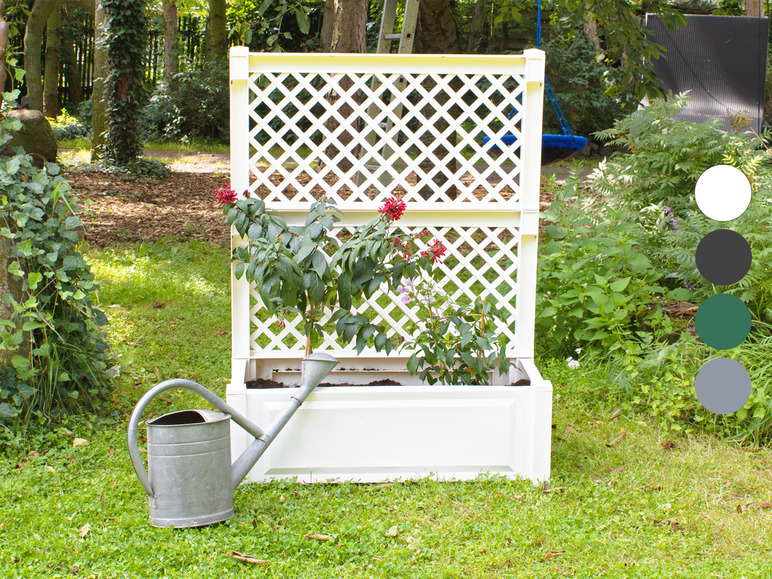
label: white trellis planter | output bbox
[226,47,553,483]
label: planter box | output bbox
[227,50,552,485]
[228,359,552,484]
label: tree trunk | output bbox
[206,0,227,65]
[61,7,83,104]
[91,0,108,162]
[416,0,458,54]
[323,0,367,171]
[319,0,335,52]
[24,0,94,112]
[0,237,26,368]
[467,0,491,53]
[43,8,61,118]
[163,0,178,82]
[0,0,8,91]
[416,0,460,199]
[330,0,366,52]
[746,0,765,17]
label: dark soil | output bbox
[246,378,404,389]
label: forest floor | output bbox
[64,150,592,248]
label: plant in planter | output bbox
[214,185,446,356]
[397,278,514,385]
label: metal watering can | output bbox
[127,353,338,528]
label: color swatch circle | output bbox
[694,165,752,221]
[695,229,752,286]
[694,294,751,350]
[694,358,752,414]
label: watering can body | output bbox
[146,409,234,527]
[128,353,338,528]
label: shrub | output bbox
[536,177,674,359]
[0,105,112,432]
[541,24,624,137]
[143,63,229,144]
[591,94,766,214]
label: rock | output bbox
[2,109,57,165]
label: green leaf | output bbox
[0,402,17,418]
[609,277,631,292]
[295,7,310,34]
[311,250,328,279]
[544,225,567,240]
[406,352,419,374]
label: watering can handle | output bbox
[127,378,266,498]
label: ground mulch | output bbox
[65,151,572,248]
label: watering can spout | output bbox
[230,352,338,490]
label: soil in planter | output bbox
[245,378,403,388]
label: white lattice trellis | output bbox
[229,49,545,386]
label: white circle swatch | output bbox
[695,165,751,221]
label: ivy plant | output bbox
[0,94,112,427]
[103,0,149,166]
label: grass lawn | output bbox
[1,240,771,578]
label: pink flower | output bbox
[214,183,237,204]
[378,197,406,222]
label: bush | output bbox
[142,63,230,144]
[536,177,674,360]
[541,24,624,137]
[592,94,767,214]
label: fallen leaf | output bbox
[154,301,166,309]
[384,525,399,538]
[541,550,566,559]
[660,440,678,451]
[108,446,115,458]
[759,502,771,510]
[304,534,332,542]
[606,429,626,447]
[365,483,393,492]
[229,550,271,566]
[654,518,682,530]
[736,501,753,514]
[73,438,90,447]
[78,523,91,539]
[28,451,40,457]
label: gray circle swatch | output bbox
[694,358,752,414]
[695,229,752,285]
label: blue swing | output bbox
[483,0,588,165]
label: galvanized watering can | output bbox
[127,353,338,528]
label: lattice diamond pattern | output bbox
[231,53,543,368]
[247,71,524,208]
[248,226,520,356]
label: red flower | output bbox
[378,197,406,222]
[427,239,447,263]
[214,184,237,204]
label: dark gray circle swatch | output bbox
[694,358,752,414]
[695,229,752,285]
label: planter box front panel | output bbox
[229,383,551,483]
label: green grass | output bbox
[2,239,771,577]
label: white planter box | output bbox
[228,359,552,484]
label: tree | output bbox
[0,0,8,91]
[23,0,94,112]
[416,0,460,199]
[91,0,107,161]
[163,0,178,82]
[102,0,148,165]
[43,7,60,118]
[206,0,227,64]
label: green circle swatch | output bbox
[694,294,751,350]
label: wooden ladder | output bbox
[357,0,420,186]
[376,0,420,55]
